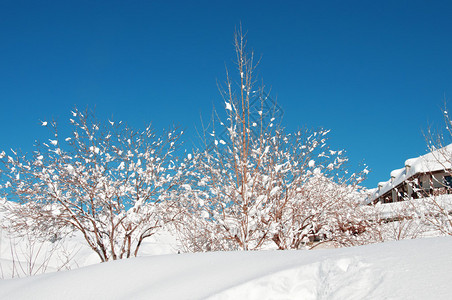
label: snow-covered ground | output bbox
[368,194,452,219]
[0,227,180,279]
[0,236,451,299]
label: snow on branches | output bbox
[0,108,183,261]
[0,30,373,259]
[174,29,367,252]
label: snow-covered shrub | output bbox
[174,30,366,252]
[409,194,452,236]
[409,106,452,236]
[273,172,367,249]
[0,108,183,261]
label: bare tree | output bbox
[0,108,183,262]
[175,28,276,251]
[0,232,79,279]
[410,106,452,236]
[335,199,426,248]
[175,29,366,252]
[273,172,366,250]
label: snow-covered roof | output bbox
[368,144,452,203]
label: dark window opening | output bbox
[444,176,452,188]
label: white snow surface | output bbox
[1,237,452,300]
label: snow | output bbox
[0,236,452,299]
[0,203,181,279]
[369,194,452,222]
[390,167,404,179]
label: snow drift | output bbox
[0,236,451,300]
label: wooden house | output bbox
[367,144,452,204]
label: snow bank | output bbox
[368,194,452,220]
[0,203,181,279]
[0,236,451,299]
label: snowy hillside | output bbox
[0,203,181,279]
[0,236,451,300]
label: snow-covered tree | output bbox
[404,106,452,236]
[272,171,367,250]
[175,29,366,252]
[0,109,183,261]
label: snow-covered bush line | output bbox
[2,29,442,280]
[0,108,184,262]
[171,30,369,252]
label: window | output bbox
[444,176,452,188]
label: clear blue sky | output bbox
[1,0,452,188]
